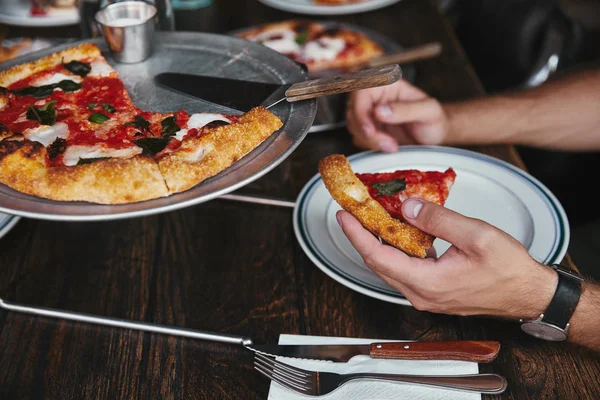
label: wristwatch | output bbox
[520,264,583,341]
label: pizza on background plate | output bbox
[319,154,456,258]
[0,44,283,205]
[236,20,384,73]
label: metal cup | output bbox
[95,1,158,63]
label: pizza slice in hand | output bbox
[319,154,456,258]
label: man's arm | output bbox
[445,68,600,150]
[568,283,600,350]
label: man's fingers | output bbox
[402,199,496,254]
[336,210,431,282]
[347,110,398,152]
[374,98,443,125]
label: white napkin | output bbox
[267,335,480,400]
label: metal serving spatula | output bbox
[154,64,401,112]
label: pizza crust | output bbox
[0,139,169,204]
[319,154,433,258]
[0,43,101,88]
[158,106,283,194]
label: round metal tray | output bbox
[0,32,317,221]
[229,21,416,133]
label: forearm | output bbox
[568,282,600,351]
[443,68,600,150]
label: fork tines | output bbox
[253,352,314,395]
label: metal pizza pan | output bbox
[0,31,317,221]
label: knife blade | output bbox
[249,341,501,363]
[154,64,401,112]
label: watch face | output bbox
[521,322,567,341]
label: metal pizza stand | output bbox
[0,32,317,221]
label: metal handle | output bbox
[0,298,253,346]
[342,373,507,394]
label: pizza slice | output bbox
[237,21,384,73]
[0,44,283,204]
[319,154,456,258]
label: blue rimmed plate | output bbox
[0,213,20,241]
[293,146,570,306]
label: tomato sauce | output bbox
[357,169,456,219]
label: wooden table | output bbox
[1,0,599,398]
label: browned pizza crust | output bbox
[0,43,102,87]
[319,154,432,258]
[0,139,169,204]
[158,106,283,194]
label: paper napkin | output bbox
[267,334,480,400]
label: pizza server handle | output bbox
[284,64,402,102]
[368,42,442,67]
[0,298,254,346]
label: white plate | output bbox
[293,147,570,306]
[0,213,20,241]
[0,0,78,27]
[257,0,402,15]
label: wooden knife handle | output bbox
[368,42,442,67]
[369,341,501,363]
[285,64,401,102]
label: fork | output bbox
[254,353,507,396]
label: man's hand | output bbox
[336,199,558,319]
[346,79,448,152]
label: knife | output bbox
[154,64,401,112]
[248,341,501,363]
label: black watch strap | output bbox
[541,266,582,329]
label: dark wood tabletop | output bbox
[1,0,599,399]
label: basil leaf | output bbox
[295,30,309,45]
[372,179,406,196]
[88,113,110,124]
[88,102,99,110]
[12,79,81,98]
[57,80,82,93]
[0,86,7,95]
[26,101,57,126]
[161,116,180,136]
[77,157,109,165]
[134,137,170,155]
[63,60,91,77]
[124,115,150,132]
[13,84,56,98]
[47,137,67,160]
[102,103,116,113]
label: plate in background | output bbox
[294,147,570,306]
[257,0,402,15]
[0,0,78,27]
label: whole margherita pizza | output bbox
[0,44,283,204]
[319,154,456,258]
[236,21,384,73]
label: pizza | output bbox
[237,21,384,73]
[31,0,76,16]
[319,154,456,258]
[0,44,283,204]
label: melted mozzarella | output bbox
[303,37,346,62]
[24,122,69,147]
[252,28,301,55]
[173,113,231,141]
[89,59,115,77]
[346,184,368,202]
[32,73,83,86]
[63,145,142,166]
